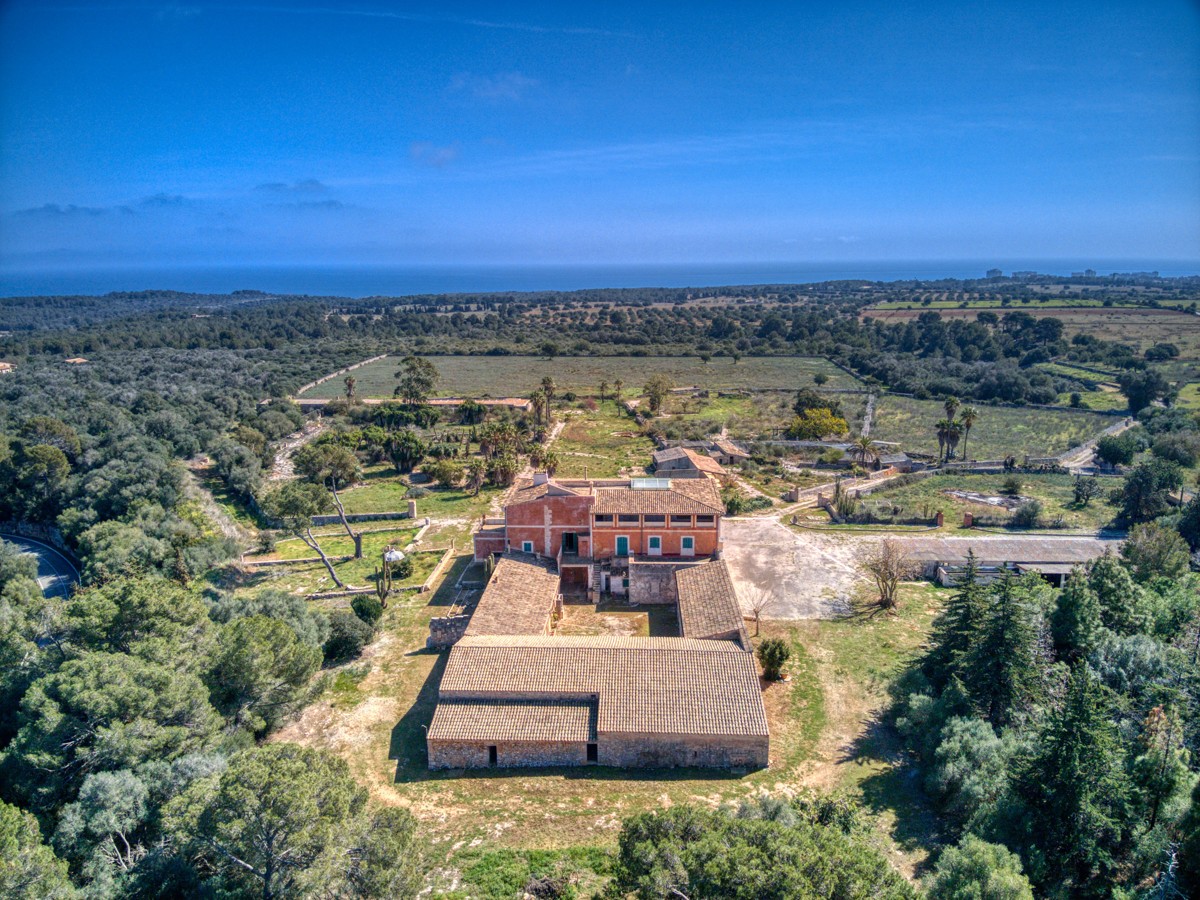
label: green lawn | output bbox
[240,546,444,595]
[299,355,860,399]
[268,525,421,561]
[870,395,1113,459]
[1056,390,1127,412]
[865,472,1123,532]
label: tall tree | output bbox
[963,573,1042,727]
[0,800,76,899]
[385,429,426,476]
[1050,569,1103,662]
[293,443,363,557]
[1011,665,1129,892]
[958,406,978,460]
[165,743,420,900]
[393,355,439,406]
[261,482,345,589]
[924,551,986,688]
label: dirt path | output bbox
[268,419,327,481]
[184,459,257,549]
[487,417,566,516]
[860,393,876,437]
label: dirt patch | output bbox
[942,489,1028,510]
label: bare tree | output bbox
[859,539,918,613]
[742,585,780,636]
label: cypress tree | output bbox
[1088,553,1149,636]
[1050,569,1103,662]
[1012,665,1129,894]
[925,550,985,689]
[964,572,1041,727]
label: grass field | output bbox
[299,355,860,399]
[237,545,444,596]
[866,472,1123,532]
[867,297,1141,311]
[870,395,1113,459]
[272,566,944,894]
[554,401,657,478]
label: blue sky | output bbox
[1,0,1198,270]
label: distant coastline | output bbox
[2,259,1198,298]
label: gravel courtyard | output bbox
[721,517,1122,619]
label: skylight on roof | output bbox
[630,478,671,490]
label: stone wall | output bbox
[428,739,587,769]
[426,734,767,770]
[427,614,471,649]
[600,733,768,769]
[628,559,705,605]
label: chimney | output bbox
[533,471,549,486]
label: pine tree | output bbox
[1012,665,1129,893]
[1050,570,1103,662]
[924,550,985,689]
[963,572,1041,727]
[1088,553,1149,636]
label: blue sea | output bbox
[1,260,1197,298]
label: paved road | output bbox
[722,517,1121,620]
[0,533,80,598]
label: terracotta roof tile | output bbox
[439,635,767,737]
[429,698,597,742]
[676,560,748,646]
[462,553,560,637]
[593,477,723,516]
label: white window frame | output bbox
[648,535,662,556]
[522,540,534,554]
[681,536,695,556]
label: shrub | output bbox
[1010,500,1042,529]
[324,610,374,662]
[405,486,430,499]
[351,594,383,626]
[1001,475,1022,496]
[757,638,791,680]
[1096,433,1137,467]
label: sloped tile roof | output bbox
[593,477,723,516]
[675,560,748,646]
[462,553,560,637]
[429,698,597,742]
[439,635,767,738]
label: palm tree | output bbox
[530,388,547,427]
[599,380,609,401]
[944,419,962,460]
[541,376,555,405]
[613,378,624,402]
[959,406,978,460]
[935,418,952,462]
[344,375,356,399]
[943,396,960,421]
[852,435,876,467]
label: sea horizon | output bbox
[2,258,1198,299]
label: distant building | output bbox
[652,446,727,478]
[986,268,1003,279]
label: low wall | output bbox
[309,510,412,526]
[427,614,471,649]
[628,559,705,605]
[0,521,80,565]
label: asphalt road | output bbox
[0,533,80,598]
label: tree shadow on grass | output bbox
[839,714,947,877]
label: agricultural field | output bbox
[866,296,1141,311]
[864,472,1124,533]
[274,570,945,893]
[864,305,1200,356]
[870,394,1114,460]
[299,354,860,399]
